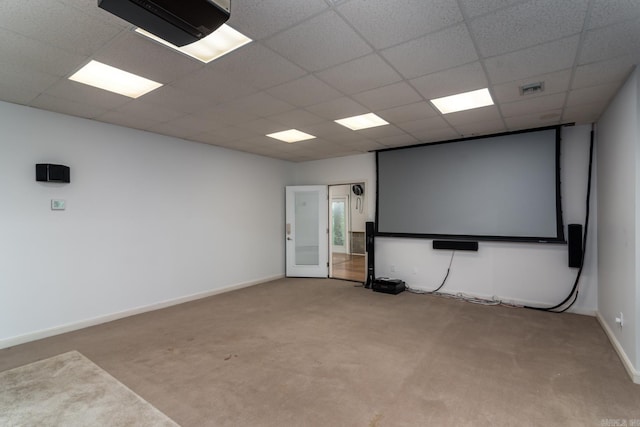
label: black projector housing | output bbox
[98,0,230,47]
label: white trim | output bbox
[0,275,284,350]
[596,312,640,384]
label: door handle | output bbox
[287,237,293,241]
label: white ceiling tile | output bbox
[140,86,213,115]
[397,116,452,135]
[164,115,226,134]
[588,0,640,29]
[459,0,523,18]
[96,110,160,131]
[94,32,204,84]
[0,28,88,77]
[572,55,638,89]
[377,102,439,124]
[0,82,40,104]
[443,105,503,127]
[0,0,123,56]
[56,0,131,27]
[304,130,362,146]
[562,102,604,124]
[453,119,507,137]
[147,122,197,139]
[579,18,640,64]
[410,62,488,100]
[195,133,239,148]
[491,69,572,103]
[305,97,369,120]
[172,67,258,103]
[501,92,566,118]
[44,79,131,110]
[356,124,407,139]
[240,118,290,134]
[315,54,402,95]
[321,134,372,148]
[0,63,60,93]
[193,104,260,126]
[30,93,106,119]
[504,109,562,130]
[353,82,422,111]
[226,92,295,117]
[268,109,325,128]
[340,139,387,152]
[115,101,187,123]
[206,126,259,142]
[381,24,478,79]
[469,0,588,58]
[409,126,460,143]
[566,82,621,107]
[337,0,463,49]
[208,43,306,90]
[265,11,372,72]
[484,36,580,84]
[376,133,419,148]
[228,0,329,40]
[299,120,353,137]
[0,0,637,163]
[267,75,342,107]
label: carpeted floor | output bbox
[1,278,639,426]
[0,350,178,426]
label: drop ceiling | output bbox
[0,0,638,162]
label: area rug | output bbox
[0,351,179,426]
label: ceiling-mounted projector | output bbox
[98,0,230,47]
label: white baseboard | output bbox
[596,312,640,384]
[0,274,284,350]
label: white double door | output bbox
[285,185,328,278]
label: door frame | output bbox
[328,181,368,283]
[285,185,329,278]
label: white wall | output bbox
[0,101,292,347]
[294,153,377,224]
[596,68,639,378]
[294,126,597,314]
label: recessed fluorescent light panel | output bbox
[136,24,252,63]
[266,129,316,143]
[335,113,389,131]
[431,88,494,114]
[68,60,162,98]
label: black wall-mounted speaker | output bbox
[36,164,70,183]
[433,240,479,251]
[568,224,583,268]
[365,221,375,288]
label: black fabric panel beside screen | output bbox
[375,126,565,243]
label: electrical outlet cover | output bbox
[51,199,66,210]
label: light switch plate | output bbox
[51,199,66,210]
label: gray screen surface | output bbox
[376,129,561,240]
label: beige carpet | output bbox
[2,278,640,426]
[0,350,178,426]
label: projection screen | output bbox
[375,127,565,243]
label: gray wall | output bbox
[0,101,293,347]
[596,67,640,377]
